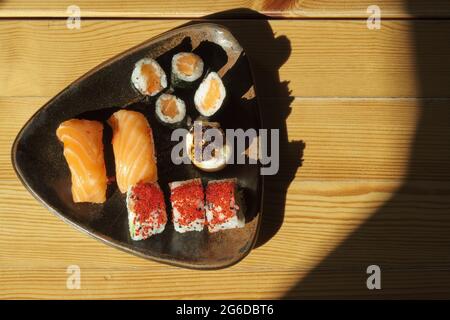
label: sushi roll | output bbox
[169,178,205,233]
[108,110,158,193]
[205,179,245,233]
[194,72,226,117]
[171,52,204,88]
[155,93,186,126]
[131,57,167,96]
[127,182,167,240]
[56,119,108,203]
[185,120,231,172]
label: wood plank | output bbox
[2,97,450,182]
[1,97,450,275]
[3,176,450,271]
[2,19,450,98]
[2,268,449,299]
[2,97,450,298]
[0,268,298,299]
[1,0,450,18]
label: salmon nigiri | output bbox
[108,110,158,193]
[56,119,108,203]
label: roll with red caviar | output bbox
[205,178,245,233]
[127,182,167,240]
[169,178,206,233]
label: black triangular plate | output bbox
[12,23,263,269]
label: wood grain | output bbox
[2,268,449,299]
[1,11,450,298]
[2,19,450,98]
[2,97,450,181]
[1,96,450,298]
[1,0,450,18]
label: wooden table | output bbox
[1,1,450,299]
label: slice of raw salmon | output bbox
[56,119,108,203]
[108,110,158,193]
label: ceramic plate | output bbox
[12,23,263,269]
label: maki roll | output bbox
[127,182,167,240]
[186,120,231,172]
[155,93,186,126]
[205,179,245,233]
[194,72,226,117]
[131,58,167,96]
[171,52,204,88]
[169,178,205,233]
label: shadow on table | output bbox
[283,1,450,299]
[187,8,304,248]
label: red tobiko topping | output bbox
[170,180,205,226]
[206,181,238,225]
[131,182,167,227]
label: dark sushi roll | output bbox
[185,120,231,172]
[155,93,186,126]
[194,72,226,117]
[171,52,204,88]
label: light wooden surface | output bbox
[1,1,450,299]
[4,19,450,98]
[1,0,450,18]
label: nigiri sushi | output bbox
[171,52,204,88]
[131,58,167,96]
[127,182,167,240]
[205,179,244,233]
[194,72,226,117]
[56,119,108,203]
[169,178,205,233]
[108,110,158,193]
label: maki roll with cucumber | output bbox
[194,72,226,117]
[171,52,204,88]
[155,93,186,126]
[127,182,167,240]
